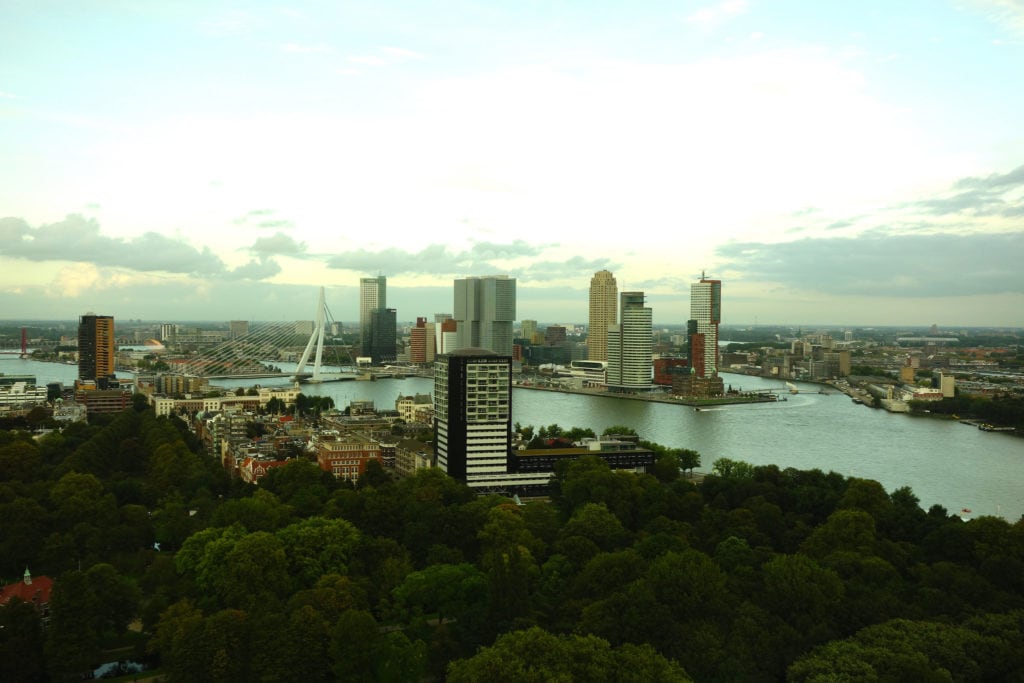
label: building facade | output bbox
[78,314,115,384]
[359,275,387,353]
[434,349,512,485]
[368,307,397,364]
[689,277,722,378]
[606,291,653,392]
[453,276,516,355]
[315,434,383,482]
[588,270,618,361]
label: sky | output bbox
[1,0,1022,327]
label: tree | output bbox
[330,609,426,682]
[677,448,701,476]
[711,457,755,480]
[44,571,103,681]
[276,517,361,589]
[0,597,45,682]
[446,626,690,682]
[601,425,638,437]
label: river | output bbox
[5,356,1022,521]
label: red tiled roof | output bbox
[0,575,54,607]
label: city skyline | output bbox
[1,2,1023,327]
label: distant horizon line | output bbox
[0,319,1020,332]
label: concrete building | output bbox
[434,349,513,485]
[77,314,115,385]
[395,393,433,424]
[689,277,721,378]
[588,270,618,362]
[359,275,387,353]
[606,291,653,392]
[453,276,516,355]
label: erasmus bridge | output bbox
[173,288,357,383]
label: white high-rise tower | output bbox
[690,276,722,377]
[606,291,652,392]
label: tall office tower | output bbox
[359,275,387,353]
[368,308,397,364]
[520,319,538,342]
[588,270,618,361]
[690,276,722,377]
[78,314,115,383]
[606,292,652,392]
[434,349,512,486]
[409,317,428,364]
[453,276,516,355]
[160,323,175,343]
[423,322,437,363]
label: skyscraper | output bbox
[78,314,115,384]
[434,348,512,485]
[453,276,516,355]
[588,270,618,361]
[690,276,722,377]
[606,291,652,392]
[359,275,386,353]
[409,317,429,364]
[520,319,539,344]
[368,308,397,364]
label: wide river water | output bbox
[6,356,1022,521]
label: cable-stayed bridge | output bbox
[171,288,357,383]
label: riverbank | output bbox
[513,381,778,407]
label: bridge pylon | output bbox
[294,287,329,382]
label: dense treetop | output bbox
[2,408,1023,681]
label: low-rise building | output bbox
[315,432,383,482]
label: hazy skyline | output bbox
[1,1,1022,326]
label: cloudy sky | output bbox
[1,0,1022,327]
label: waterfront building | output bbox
[654,357,689,386]
[453,276,516,355]
[368,308,397,364]
[77,314,115,385]
[409,318,428,364]
[606,291,653,392]
[689,276,721,378]
[588,270,618,361]
[359,275,387,353]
